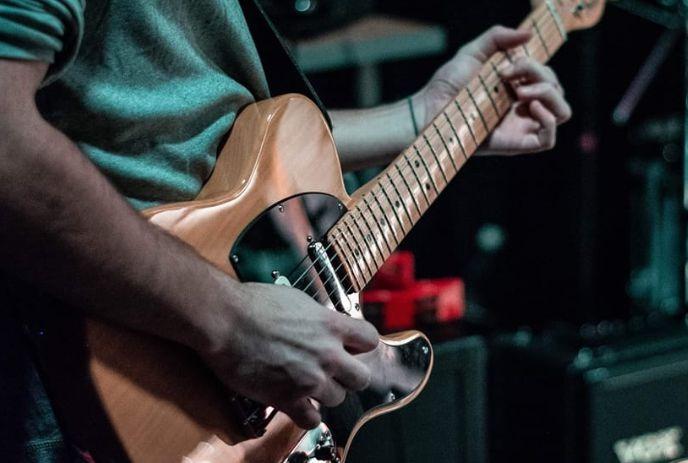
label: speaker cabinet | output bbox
[490,324,688,463]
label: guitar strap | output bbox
[240,0,332,129]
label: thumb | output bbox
[465,26,532,61]
[281,398,321,430]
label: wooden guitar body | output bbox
[31,94,433,463]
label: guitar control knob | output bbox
[314,443,337,461]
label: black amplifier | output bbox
[490,323,688,463]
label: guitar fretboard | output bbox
[327,1,568,291]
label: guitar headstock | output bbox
[553,0,607,32]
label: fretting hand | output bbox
[416,26,572,155]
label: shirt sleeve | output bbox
[0,0,85,85]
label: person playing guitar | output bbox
[0,0,572,460]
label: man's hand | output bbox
[418,26,572,155]
[202,282,378,429]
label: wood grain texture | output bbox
[144,94,351,276]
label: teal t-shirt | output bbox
[0,0,269,209]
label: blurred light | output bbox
[476,223,506,253]
[579,131,599,154]
[294,0,313,13]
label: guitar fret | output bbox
[443,111,468,161]
[432,122,459,173]
[333,237,364,291]
[479,74,500,117]
[370,188,402,244]
[403,152,433,205]
[546,0,567,40]
[392,165,423,218]
[453,100,479,147]
[333,229,367,288]
[522,43,531,57]
[341,221,374,281]
[330,240,363,294]
[533,19,551,58]
[414,145,442,195]
[350,209,385,268]
[360,201,391,258]
[362,197,394,254]
[465,86,490,132]
[377,179,408,236]
[489,60,502,80]
[384,172,415,230]
[422,133,450,183]
[342,217,376,277]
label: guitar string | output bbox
[289,8,563,301]
[294,12,563,303]
[282,8,562,300]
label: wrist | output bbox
[409,89,429,136]
[186,268,244,355]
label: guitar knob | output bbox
[314,443,337,461]
[287,452,310,463]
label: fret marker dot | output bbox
[366,234,373,243]
[414,159,421,168]
[354,249,360,256]
[395,200,401,208]
[425,183,431,191]
[449,137,455,144]
[379,218,386,226]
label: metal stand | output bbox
[610,0,686,315]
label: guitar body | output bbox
[30,94,432,462]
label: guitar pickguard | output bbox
[230,193,433,462]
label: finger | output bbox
[312,378,347,408]
[281,398,321,430]
[331,315,379,354]
[465,26,532,60]
[516,82,572,123]
[529,100,557,151]
[500,60,563,94]
[330,349,372,391]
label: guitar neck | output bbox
[327,2,568,291]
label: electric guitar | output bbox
[29,1,605,461]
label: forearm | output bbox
[0,65,236,354]
[330,93,426,172]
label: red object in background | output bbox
[414,278,464,325]
[362,251,465,331]
[367,251,415,290]
[363,278,465,331]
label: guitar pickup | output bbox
[307,241,359,317]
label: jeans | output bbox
[1,283,77,462]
